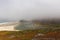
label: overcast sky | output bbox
[0,0,60,21]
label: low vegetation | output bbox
[0,19,60,40]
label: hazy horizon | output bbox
[0,0,60,21]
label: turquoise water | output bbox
[0,20,11,23]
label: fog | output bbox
[0,0,60,21]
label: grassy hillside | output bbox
[0,19,60,40]
[0,31,39,40]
